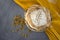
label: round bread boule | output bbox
[25,5,51,32]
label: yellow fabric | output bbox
[14,0,38,10]
[13,0,60,40]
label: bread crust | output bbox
[25,5,51,32]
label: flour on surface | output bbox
[30,9,47,26]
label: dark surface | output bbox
[0,0,49,40]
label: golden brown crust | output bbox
[25,5,51,32]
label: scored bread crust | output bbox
[25,5,51,32]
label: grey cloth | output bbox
[0,0,49,40]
